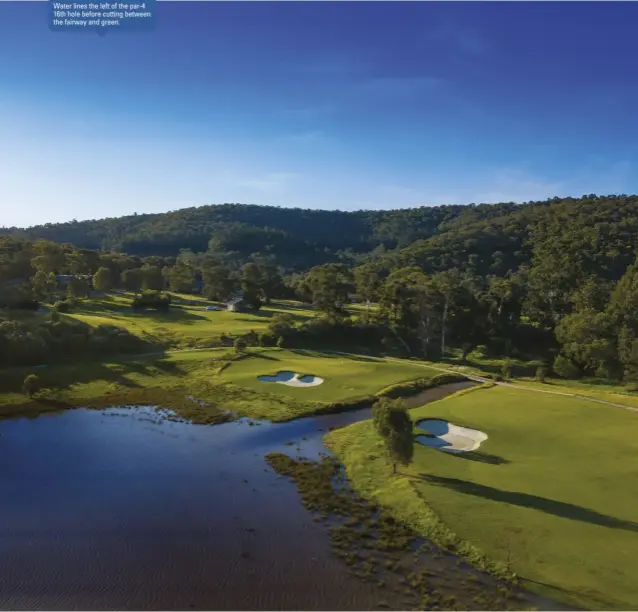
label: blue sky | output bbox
[1,1,637,227]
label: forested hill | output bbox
[0,203,465,266]
[3,195,638,275]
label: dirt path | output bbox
[322,350,638,415]
[381,355,638,414]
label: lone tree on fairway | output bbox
[372,397,414,474]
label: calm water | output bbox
[0,381,500,611]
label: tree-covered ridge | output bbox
[3,196,638,275]
[3,194,638,383]
[0,202,466,265]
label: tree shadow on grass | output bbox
[248,352,280,361]
[290,349,338,359]
[415,474,638,532]
[449,450,511,465]
[327,351,384,363]
[35,358,187,393]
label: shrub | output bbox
[259,332,274,347]
[50,310,60,323]
[468,345,489,360]
[54,300,70,313]
[22,373,41,397]
[234,337,247,353]
[276,335,285,348]
[132,291,171,311]
[553,355,581,379]
[536,365,547,383]
[243,330,259,347]
[501,360,512,380]
[268,313,295,338]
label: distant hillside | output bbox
[3,196,638,274]
[0,203,465,268]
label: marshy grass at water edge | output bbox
[265,452,547,611]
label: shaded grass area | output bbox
[327,384,638,610]
[0,349,236,424]
[63,293,317,349]
[266,453,546,611]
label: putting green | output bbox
[327,384,638,610]
[219,349,440,403]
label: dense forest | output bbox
[0,203,466,268]
[2,194,638,383]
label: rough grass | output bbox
[265,452,537,611]
[327,384,638,610]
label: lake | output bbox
[0,381,564,610]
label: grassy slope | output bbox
[67,293,316,347]
[327,385,638,610]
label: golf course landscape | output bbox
[327,383,638,610]
[6,0,638,607]
[4,286,638,610]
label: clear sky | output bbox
[1,1,637,227]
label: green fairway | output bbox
[327,385,638,610]
[66,293,316,347]
[0,348,441,423]
[218,349,440,404]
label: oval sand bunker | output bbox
[258,371,324,388]
[416,419,487,453]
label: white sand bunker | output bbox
[258,370,324,388]
[416,419,487,453]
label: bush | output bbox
[501,360,512,380]
[22,373,41,397]
[553,355,581,379]
[242,330,259,347]
[50,310,60,323]
[234,337,247,353]
[259,332,274,347]
[276,335,285,348]
[132,291,171,311]
[54,300,70,313]
[536,365,547,383]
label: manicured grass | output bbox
[218,349,439,404]
[65,293,316,348]
[0,348,440,423]
[327,384,638,610]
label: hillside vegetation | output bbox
[3,194,638,387]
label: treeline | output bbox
[3,193,638,383]
[4,196,638,276]
[288,254,638,382]
[0,203,462,269]
[0,316,157,368]
[0,236,289,308]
